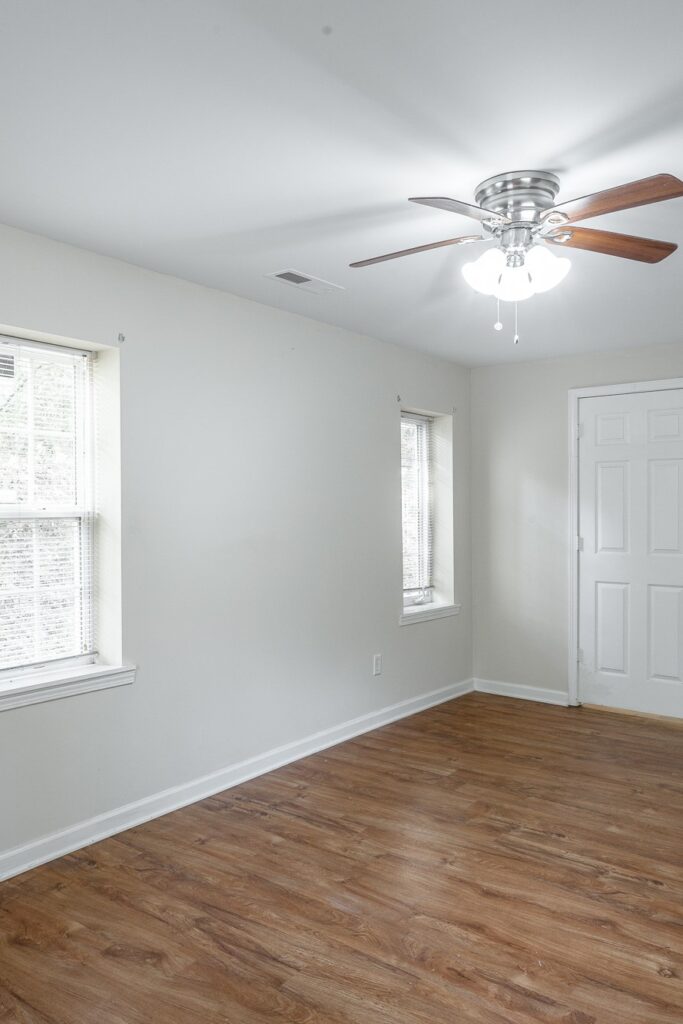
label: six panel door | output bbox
[578,389,683,716]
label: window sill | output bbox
[0,663,136,712]
[399,602,461,626]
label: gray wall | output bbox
[0,223,472,855]
[471,341,683,694]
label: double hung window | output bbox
[0,340,95,672]
[401,412,434,607]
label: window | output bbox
[401,412,434,606]
[400,408,458,623]
[0,340,95,672]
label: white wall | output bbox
[471,341,683,696]
[0,223,472,857]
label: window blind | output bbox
[0,340,95,671]
[401,412,433,603]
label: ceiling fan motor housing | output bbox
[475,170,561,224]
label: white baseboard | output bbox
[0,678,474,882]
[474,677,569,706]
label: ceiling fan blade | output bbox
[349,235,484,268]
[547,173,683,225]
[546,225,677,263]
[409,196,508,223]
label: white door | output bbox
[578,388,683,716]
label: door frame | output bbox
[568,377,683,707]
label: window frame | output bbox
[0,337,96,676]
[0,333,134,710]
[399,406,460,625]
[400,411,435,607]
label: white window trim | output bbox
[0,333,130,709]
[0,661,136,712]
[399,601,461,626]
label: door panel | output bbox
[648,460,682,553]
[596,582,629,674]
[596,412,630,445]
[648,585,683,682]
[578,388,683,716]
[596,462,629,552]
[648,407,683,441]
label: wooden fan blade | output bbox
[409,196,508,223]
[546,225,677,263]
[350,235,484,267]
[548,173,683,224]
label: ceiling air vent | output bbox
[267,269,345,296]
[276,271,310,285]
[0,352,14,378]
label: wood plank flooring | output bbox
[1,692,683,1023]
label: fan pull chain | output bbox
[493,297,502,332]
[513,302,519,345]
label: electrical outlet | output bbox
[372,653,382,676]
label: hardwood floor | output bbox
[2,692,683,1023]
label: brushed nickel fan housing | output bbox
[475,170,561,224]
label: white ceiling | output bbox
[1,0,682,365]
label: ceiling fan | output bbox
[350,171,683,308]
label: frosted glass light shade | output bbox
[496,266,534,302]
[461,247,506,295]
[462,243,571,302]
[525,245,571,293]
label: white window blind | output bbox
[0,339,95,671]
[401,412,433,606]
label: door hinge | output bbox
[577,648,584,664]
[576,422,584,440]
[577,536,584,552]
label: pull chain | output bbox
[513,302,519,345]
[493,296,502,332]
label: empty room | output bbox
[1,2,682,1021]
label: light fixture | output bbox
[496,264,535,303]
[524,245,571,293]
[461,247,505,295]
[352,167,683,346]
[462,243,570,303]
